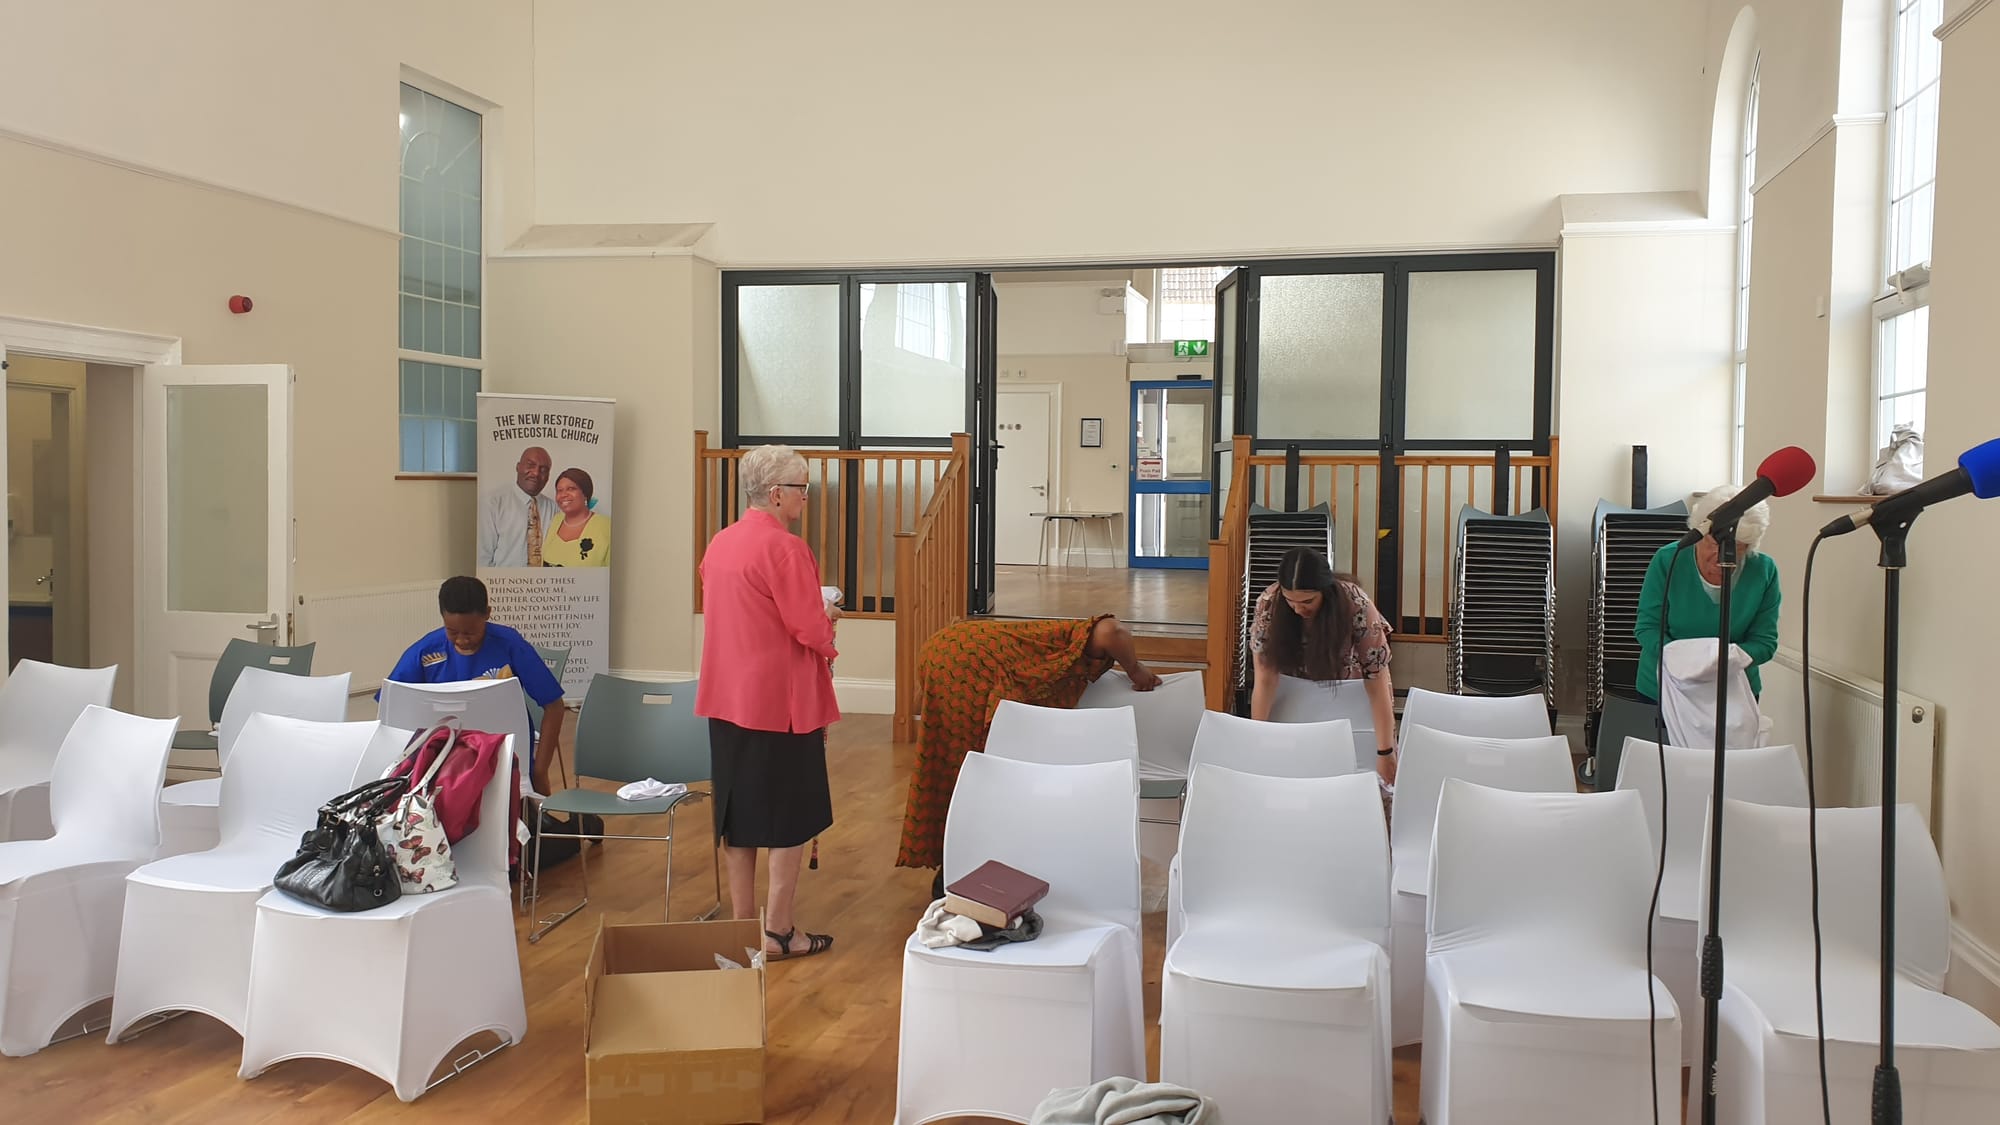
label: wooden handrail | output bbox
[892,433,973,743]
[1204,435,1254,712]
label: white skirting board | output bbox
[1950,924,2000,1023]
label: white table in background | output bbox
[1032,511,1120,570]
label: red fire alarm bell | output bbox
[229,295,254,314]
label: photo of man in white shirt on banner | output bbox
[477,444,560,568]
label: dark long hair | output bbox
[1267,547,1361,681]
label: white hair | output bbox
[740,444,808,507]
[1689,482,1770,553]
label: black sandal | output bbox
[764,926,834,961]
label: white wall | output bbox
[534,0,1706,266]
[994,280,1130,356]
[0,0,536,243]
[999,356,1130,522]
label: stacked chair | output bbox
[1583,500,1687,785]
[1447,505,1555,709]
[1234,503,1334,700]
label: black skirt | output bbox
[708,718,833,849]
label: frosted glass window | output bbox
[738,284,842,436]
[859,282,967,437]
[1218,280,1239,439]
[1403,270,1538,441]
[1255,273,1384,441]
[398,360,480,473]
[167,384,268,613]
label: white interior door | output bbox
[137,364,292,723]
[995,388,1054,565]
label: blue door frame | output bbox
[1128,380,1213,571]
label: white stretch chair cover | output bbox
[1165,711,1358,948]
[896,754,1142,1124]
[377,678,531,773]
[1078,669,1205,781]
[1268,674,1377,769]
[238,734,525,1101]
[110,717,391,1041]
[158,669,353,856]
[1707,801,2000,1124]
[0,660,118,842]
[1400,686,1552,742]
[1421,781,1679,1125]
[1388,724,1575,1045]
[0,705,174,1055]
[1614,738,1807,1061]
[1161,766,1392,1124]
[984,701,1138,770]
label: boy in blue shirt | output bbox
[386,576,569,795]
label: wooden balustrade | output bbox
[694,432,960,618]
[892,434,973,743]
[1203,435,1254,713]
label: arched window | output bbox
[1734,58,1760,483]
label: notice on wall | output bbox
[475,393,616,698]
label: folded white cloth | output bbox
[1031,1077,1221,1125]
[917,899,986,948]
[615,778,689,802]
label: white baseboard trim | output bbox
[605,668,894,716]
[1948,922,2000,1023]
[834,677,895,715]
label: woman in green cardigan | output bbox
[1635,483,1782,701]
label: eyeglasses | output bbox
[775,482,811,494]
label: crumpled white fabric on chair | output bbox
[1030,1076,1220,1125]
[1659,637,1765,750]
[915,899,984,949]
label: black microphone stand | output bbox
[1697,523,1739,1125]
[1867,511,1913,1125]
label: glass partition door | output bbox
[1131,381,1213,569]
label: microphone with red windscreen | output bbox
[1678,445,1818,545]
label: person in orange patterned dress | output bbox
[897,616,1161,893]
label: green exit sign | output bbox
[1173,339,1210,357]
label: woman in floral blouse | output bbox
[1248,547,1399,787]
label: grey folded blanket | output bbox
[1030,1076,1222,1125]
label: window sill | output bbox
[395,473,477,482]
[1811,494,1884,505]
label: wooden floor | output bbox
[990,565,1209,628]
[1,716,1427,1123]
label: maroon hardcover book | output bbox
[944,861,1050,928]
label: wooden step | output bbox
[1132,632,1206,669]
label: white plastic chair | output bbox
[1165,711,1359,948]
[238,734,525,1100]
[376,679,531,773]
[1400,686,1552,742]
[1268,674,1377,769]
[157,669,352,856]
[1077,669,1205,783]
[0,660,119,842]
[1161,765,1392,1124]
[1422,781,1679,1125]
[0,705,176,1056]
[1614,737,1807,1062]
[108,716,394,1043]
[1708,801,2000,1124]
[895,754,1142,1124]
[983,700,1138,769]
[1389,724,1575,1045]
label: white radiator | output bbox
[1761,647,1938,838]
[296,582,440,694]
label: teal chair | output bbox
[171,639,317,756]
[525,674,721,943]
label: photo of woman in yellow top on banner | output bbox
[541,466,611,567]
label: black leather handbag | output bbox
[273,775,408,912]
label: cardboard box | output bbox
[585,917,767,1125]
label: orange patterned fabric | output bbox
[894,616,1113,870]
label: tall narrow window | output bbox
[1734,58,1760,484]
[1154,266,1234,343]
[398,83,483,474]
[1874,0,1942,457]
